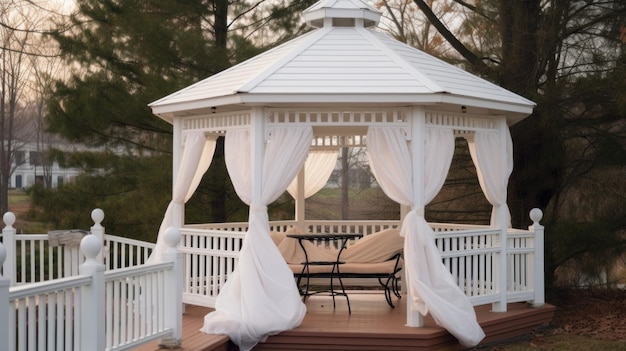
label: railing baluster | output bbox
[37,294,45,351]
[27,296,35,351]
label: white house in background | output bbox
[9,142,83,189]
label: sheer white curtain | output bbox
[286,148,339,199]
[201,126,312,351]
[367,126,484,347]
[149,132,217,263]
[467,128,513,227]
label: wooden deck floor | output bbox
[135,291,555,351]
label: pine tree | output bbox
[35,0,315,238]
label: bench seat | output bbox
[272,228,404,308]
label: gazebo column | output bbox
[172,117,184,228]
[407,107,426,327]
[492,117,509,312]
[295,168,306,230]
[250,107,265,206]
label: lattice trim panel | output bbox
[180,109,502,139]
[426,112,500,134]
[311,135,366,148]
[182,111,251,133]
[267,109,409,127]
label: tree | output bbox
[399,0,626,291]
[0,0,63,215]
[375,0,459,58]
[32,0,316,237]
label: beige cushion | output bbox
[341,228,403,263]
[278,236,338,264]
[278,228,403,266]
[269,231,286,246]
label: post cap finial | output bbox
[80,234,102,262]
[164,227,181,249]
[3,212,16,227]
[91,208,105,224]
[529,208,543,223]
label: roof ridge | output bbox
[237,27,333,93]
[357,28,446,93]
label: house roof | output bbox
[149,0,535,123]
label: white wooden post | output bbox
[90,208,105,264]
[79,234,106,351]
[492,118,509,313]
[407,106,425,327]
[295,168,306,231]
[1,212,16,286]
[529,208,545,307]
[250,107,265,209]
[159,227,183,348]
[172,118,184,229]
[0,242,9,351]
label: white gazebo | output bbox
[148,0,539,350]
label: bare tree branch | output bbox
[412,0,491,74]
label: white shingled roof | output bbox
[149,0,534,120]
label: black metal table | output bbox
[286,233,362,313]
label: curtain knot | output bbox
[250,204,267,213]
[414,207,425,217]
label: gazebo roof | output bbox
[149,0,535,124]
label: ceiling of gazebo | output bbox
[149,0,535,124]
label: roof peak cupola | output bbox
[303,0,381,29]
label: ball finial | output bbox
[91,208,105,224]
[3,212,16,227]
[80,234,102,261]
[529,208,543,223]
[164,227,181,248]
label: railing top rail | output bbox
[507,229,534,236]
[105,261,173,280]
[9,275,92,300]
[12,234,49,240]
[104,234,156,248]
[179,227,247,238]
[429,222,487,230]
[434,228,502,238]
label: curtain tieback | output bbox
[414,207,425,217]
[250,204,268,212]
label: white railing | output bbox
[0,210,155,287]
[178,227,244,307]
[0,211,84,286]
[103,234,154,271]
[1,207,545,344]
[180,212,545,310]
[0,227,183,351]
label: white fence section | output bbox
[182,213,545,310]
[0,210,155,287]
[178,228,244,307]
[103,234,154,271]
[0,220,183,351]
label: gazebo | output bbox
[148,0,538,350]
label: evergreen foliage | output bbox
[35,0,314,238]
